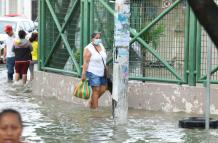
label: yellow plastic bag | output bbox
[73,80,91,99]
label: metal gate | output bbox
[39,0,81,76]
[91,0,188,84]
[39,0,218,85]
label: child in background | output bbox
[29,32,38,80]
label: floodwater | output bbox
[1,64,218,143]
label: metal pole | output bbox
[188,10,197,86]
[205,35,212,129]
[80,0,84,74]
[39,0,46,70]
[112,0,130,125]
[83,0,89,47]
[184,1,190,83]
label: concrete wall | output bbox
[32,71,218,114]
[32,71,112,107]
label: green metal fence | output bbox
[39,0,218,86]
[128,0,187,84]
[39,0,81,76]
[197,15,218,84]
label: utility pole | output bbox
[112,0,130,125]
[205,35,212,129]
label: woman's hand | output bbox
[81,73,86,81]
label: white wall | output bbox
[17,0,32,19]
[0,0,32,19]
[0,0,5,16]
[0,0,6,16]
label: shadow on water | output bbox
[1,65,218,143]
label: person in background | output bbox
[0,109,23,143]
[3,25,16,82]
[0,49,3,64]
[29,32,38,80]
[81,32,108,109]
[13,30,32,85]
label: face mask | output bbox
[94,39,102,45]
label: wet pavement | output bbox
[1,64,218,143]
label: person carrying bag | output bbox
[81,32,109,109]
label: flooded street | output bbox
[1,64,218,143]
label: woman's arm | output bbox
[81,48,91,81]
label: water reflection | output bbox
[1,65,218,143]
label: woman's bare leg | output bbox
[91,86,101,109]
[99,84,107,98]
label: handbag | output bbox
[107,78,113,94]
[104,66,109,78]
[73,80,91,99]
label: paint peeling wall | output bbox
[33,71,218,114]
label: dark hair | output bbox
[18,30,26,39]
[0,109,23,128]
[91,32,101,39]
[29,32,38,42]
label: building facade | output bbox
[0,0,38,20]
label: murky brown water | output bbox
[1,64,218,143]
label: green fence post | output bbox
[80,0,84,75]
[79,0,90,76]
[89,0,94,34]
[83,0,89,46]
[184,1,190,84]
[38,0,41,70]
[39,0,46,70]
[188,9,197,86]
[196,21,202,81]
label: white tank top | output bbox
[85,43,107,76]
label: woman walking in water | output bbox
[81,32,108,109]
